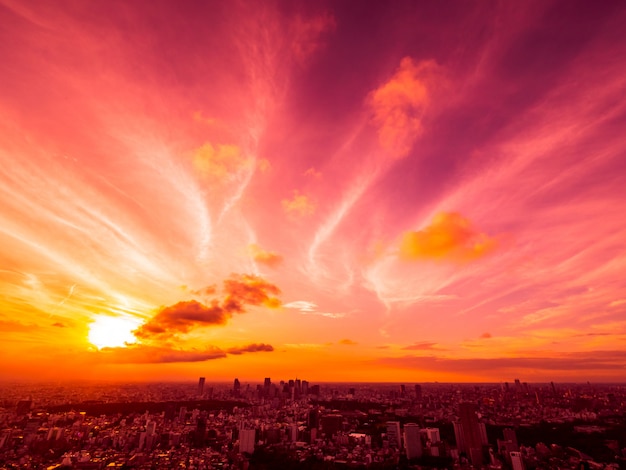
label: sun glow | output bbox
[88,315,142,349]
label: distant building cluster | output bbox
[1,378,626,469]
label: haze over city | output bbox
[1,0,626,383]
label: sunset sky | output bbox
[1,0,626,383]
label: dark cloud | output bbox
[227,343,274,355]
[95,345,227,364]
[573,332,613,337]
[134,274,281,339]
[134,300,227,339]
[93,341,276,364]
[339,338,357,345]
[223,274,281,309]
[377,350,626,373]
[402,341,440,350]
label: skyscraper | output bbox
[198,377,205,396]
[423,427,440,443]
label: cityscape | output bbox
[2,0,626,469]
[2,378,626,469]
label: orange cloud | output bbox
[399,212,498,262]
[339,338,357,345]
[282,190,316,217]
[248,244,283,267]
[134,274,281,339]
[480,332,492,339]
[368,57,439,158]
[190,285,217,297]
[193,142,249,180]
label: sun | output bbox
[88,315,141,349]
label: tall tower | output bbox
[198,377,205,396]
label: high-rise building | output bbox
[289,423,298,442]
[510,451,525,470]
[198,377,205,396]
[239,428,256,454]
[386,421,402,450]
[423,427,441,443]
[403,423,422,459]
[414,384,422,401]
[320,414,343,437]
[456,403,487,466]
[233,378,241,397]
[308,409,320,429]
[503,428,519,450]
[195,416,207,447]
[453,421,466,455]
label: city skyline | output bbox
[2,0,626,383]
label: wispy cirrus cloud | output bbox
[283,300,346,319]
[290,12,336,66]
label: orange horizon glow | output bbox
[2,1,626,384]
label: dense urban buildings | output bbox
[1,379,626,469]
